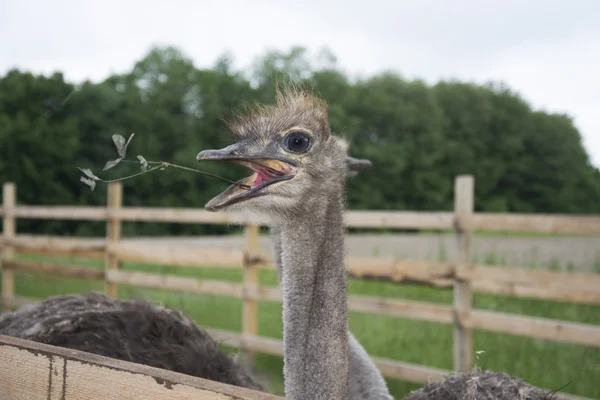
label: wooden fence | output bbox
[1,177,600,400]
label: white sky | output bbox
[1,0,599,167]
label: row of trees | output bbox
[1,46,599,236]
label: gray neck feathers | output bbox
[270,227,393,400]
[278,194,349,400]
[270,226,284,279]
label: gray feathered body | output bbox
[0,292,263,391]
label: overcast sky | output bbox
[1,0,599,167]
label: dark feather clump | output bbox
[406,370,560,400]
[0,292,264,392]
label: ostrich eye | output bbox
[283,131,311,154]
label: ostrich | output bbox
[195,88,552,400]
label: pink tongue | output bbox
[252,172,268,188]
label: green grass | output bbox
[3,253,600,399]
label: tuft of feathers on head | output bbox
[223,85,331,141]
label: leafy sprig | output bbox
[78,133,250,191]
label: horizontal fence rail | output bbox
[3,207,600,235]
[1,179,599,400]
[470,213,600,235]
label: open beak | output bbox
[196,146,297,211]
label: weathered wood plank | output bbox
[2,183,16,311]
[2,235,105,258]
[0,206,455,229]
[243,224,260,367]
[2,204,599,234]
[471,213,600,235]
[105,182,122,297]
[345,257,455,287]
[0,334,283,400]
[347,295,454,324]
[469,265,600,305]
[107,242,245,268]
[466,310,600,348]
[106,270,245,298]
[7,206,108,220]
[111,208,456,229]
[453,175,474,372]
[343,211,455,229]
[112,207,255,225]
[3,261,104,280]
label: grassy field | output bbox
[2,252,600,399]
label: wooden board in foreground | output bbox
[0,334,284,400]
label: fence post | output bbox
[453,175,474,372]
[242,223,260,367]
[1,183,16,311]
[105,182,123,297]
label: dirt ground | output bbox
[122,234,600,273]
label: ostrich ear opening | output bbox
[345,156,372,173]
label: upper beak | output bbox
[197,144,297,172]
[196,143,242,162]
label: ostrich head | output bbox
[197,89,369,216]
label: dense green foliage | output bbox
[1,45,599,236]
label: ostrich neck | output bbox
[279,193,349,400]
